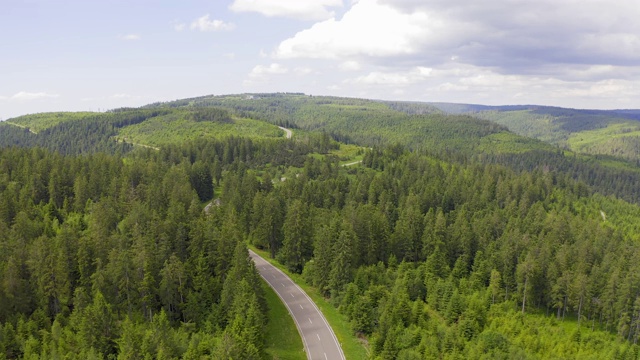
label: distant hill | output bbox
[145,93,552,156]
[1,107,288,155]
[423,103,640,161]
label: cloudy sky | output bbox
[1,0,639,119]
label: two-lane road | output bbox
[249,250,345,360]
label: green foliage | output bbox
[116,110,283,147]
[5,112,97,133]
[0,142,288,359]
[568,122,640,161]
[440,104,640,161]
[147,93,509,153]
[5,93,640,360]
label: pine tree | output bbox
[280,199,312,273]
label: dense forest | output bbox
[3,95,640,359]
[0,135,329,359]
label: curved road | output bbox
[278,126,293,139]
[249,250,345,360]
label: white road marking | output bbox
[249,250,345,360]
[281,283,285,287]
[291,293,295,298]
[317,334,321,341]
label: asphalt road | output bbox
[249,250,345,360]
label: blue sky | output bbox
[2,0,639,119]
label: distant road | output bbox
[249,250,345,360]
[278,126,293,139]
[5,122,37,134]
[342,160,362,167]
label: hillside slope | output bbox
[1,107,287,155]
[427,103,640,161]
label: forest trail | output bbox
[279,126,293,139]
[4,121,37,134]
[342,160,362,167]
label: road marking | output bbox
[317,334,321,341]
[281,283,285,287]
[249,250,345,360]
[291,293,295,298]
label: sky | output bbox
[1,0,639,119]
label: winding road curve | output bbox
[249,250,345,360]
[278,126,293,139]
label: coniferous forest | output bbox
[2,95,640,359]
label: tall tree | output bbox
[280,199,312,273]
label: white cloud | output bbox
[274,0,640,76]
[190,14,235,32]
[249,63,289,78]
[346,66,431,85]
[120,34,141,41]
[111,93,136,99]
[174,23,186,32]
[339,60,361,71]
[245,63,289,85]
[223,52,236,60]
[294,67,313,75]
[9,91,60,101]
[275,0,432,60]
[230,0,343,21]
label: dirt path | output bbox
[278,126,293,139]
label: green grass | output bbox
[6,112,97,133]
[250,246,369,360]
[333,144,365,165]
[263,281,306,360]
[116,112,286,147]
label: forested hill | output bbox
[5,93,640,204]
[144,93,519,153]
[0,107,285,155]
[419,102,640,162]
[143,93,640,205]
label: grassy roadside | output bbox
[262,281,306,360]
[250,245,369,360]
